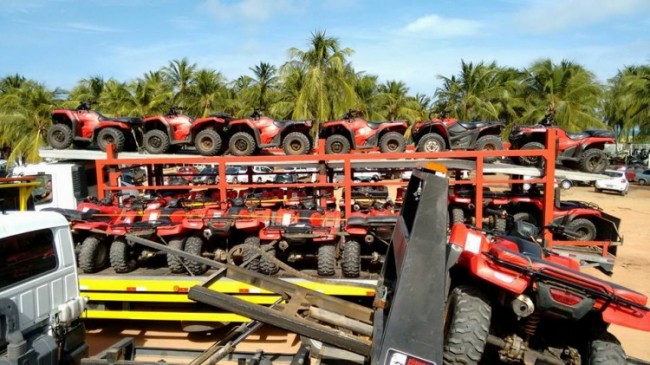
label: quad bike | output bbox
[47,101,142,152]
[105,196,178,273]
[340,201,398,278]
[319,109,408,154]
[240,188,285,209]
[338,185,390,216]
[227,109,313,156]
[141,107,232,155]
[285,187,336,210]
[444,220,650,364]
[411,113,505,161]
[181,198,272,275]
[45,196,122,273]
[509,114,615,173]
[258,200,342,276]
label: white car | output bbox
[282,167,318,182]
[226,165,275,184]
[594,170,629,195]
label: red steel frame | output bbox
[92,129,609,257]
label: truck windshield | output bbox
[0,229,57,290]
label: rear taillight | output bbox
[549,287,583,306]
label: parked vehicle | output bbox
[444,220,650,364]
[141,107,232,155]
[274,174,297,184]
[635,169,650,185]
[341,201,398,277]
[226,165,275,183]
[319,110,408,154]
[258,200,342,276]
[509,114,615,173]
[594,169,629,195]
[227,109,313,156]
[47,101,142,152]
[192,166,219,185]
[411,115,505,161]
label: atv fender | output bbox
[412,122,450,145]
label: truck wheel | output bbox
[282,132,311,155]
[317,244,336,277]
[517,142,545,166]
[566,218,597,241]
[241,236,260,272]
[166,238,185,274]
[513,211,538,226]
[341,241,361,278]
[325,135,351,154]
[143,129,171,154]
[110,239,137,273]
[379,132,406,153]
[416,133,446,152]
[47,124,73,149]
[581,149,608,174]
[639,179,647,185]
[475,135,504,163]
[443,286,491,365]
[78,236,108,273]
[259,244,279,275]
[195,129,223,156]
[229,132,256,156]
[587,332,626,365]
[97,127,126,152]
[183,236,208,275]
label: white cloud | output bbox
[514,0,650,34]
[200,0,298,22]
[403,14,482,38]
[66,22,122,33]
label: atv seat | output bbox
[367,121,383,129]
[584,129,615,138]
[458,121,486,129]
[114,117,143,124]
[286,223,313,234]
[208,112,232,121]
[502,235,544,259]
[44,207,97,221]
[567,132,589,140]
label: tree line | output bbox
[1,31,649,163]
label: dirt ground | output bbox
[85,183,650,361]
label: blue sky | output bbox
[1,0,649,95]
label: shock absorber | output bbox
[521,312,541,338]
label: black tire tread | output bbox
[443,286,492,365]
[588,332,626,365]
[451,208,465,224]
[229,131,256,156]
[379,131,406,153]
[518,141,545,166]
[317,244,336,277]
[242,236,260,271]
[166,238,185,274]
[259,244,279,275]
[566,217,597,241]
[195,128,223,156]
[97,127,126,152]
[341,240,361,278]
[325,134,351,154]
[581,148,608,174]
[78,236,108,273]
[183,236,208,275]
[109,239,137,273]
[47,124,73,149]
[475,135,503,163]
[143,129,170,154]
[282,132,311,155]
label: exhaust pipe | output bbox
[511,294,534,318]
[364,234,374,244]
[203,229,212,240]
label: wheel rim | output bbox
[482,143,496,151]
[587,155,606,172]
[425,139,440,152]
[200,137,213,150]
[148,136,162,149]
[289,140,302,152]
[103,135,114,145]
[387,139,399,152]
[235,138,248,152]
[330,141,343,153]
[52,130,66,143]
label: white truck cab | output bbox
[0,211,88,365]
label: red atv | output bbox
[142,107,231,156]
[509,115,615,173]
[341,201,398,278]
[47,101,142,152]
[258,200,342,276]
[319,110,408,154]
[182,198,272,275]
[45,196,122,273]
[411,114,505,160]
[227,109,313,156]
[444,221,650,365]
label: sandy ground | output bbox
[85,183,650,362]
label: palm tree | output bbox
[163,58,197,105]
[285,30,358,123]
[69,75,105,105]
[99,79,136,116]
[270,64,307,119]
[520,59,603,130]
[130,71,173,117]
[352,72,381,119]
[376,80,421,121]
[189,69,228,117]
[224,76,255,117]
[0,74,27,93]
[605,65,650,142]
[250,62,278,112]
[0,79,64,163]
